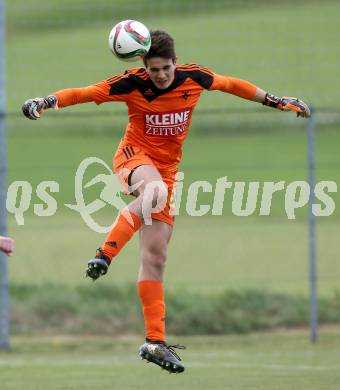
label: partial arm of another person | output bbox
[210,74,311,118]
[0,236,14,256]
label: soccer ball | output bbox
[108,20,151,62]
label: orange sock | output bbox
[101,210,142,261]
[138,280,166,342]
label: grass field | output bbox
[1,332,340,389]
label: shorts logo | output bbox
[144,108,193,137]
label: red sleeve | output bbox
[209,74,257,100]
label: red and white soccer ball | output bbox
[108,20,151,62]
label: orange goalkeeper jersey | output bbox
[54,64,257,171]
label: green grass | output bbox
[7,212,340,297]
[9,282,340,336]
[0,332,340,389]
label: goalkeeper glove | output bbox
[22,95,57,120]
[263,93,311,118]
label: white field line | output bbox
[188,362,340,371]
[205,350,340,358]
[0,356,137,367]
[0,357,339,371]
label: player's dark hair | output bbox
[143,30,176,65]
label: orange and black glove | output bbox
[263,93,311,118]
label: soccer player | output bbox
[0,236,14,256]
[22,30,310,373]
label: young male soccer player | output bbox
[0,236,14,256]
[22,30,310,373]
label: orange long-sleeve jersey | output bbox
[54,64,257,171]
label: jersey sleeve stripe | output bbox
[106,68,148,84]
[177,64,214,76]
[107,75,124,83]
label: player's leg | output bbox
[86,163,168,280]
[137,221,185,373]
[131,166,186,372]
[138,220,171,338]
[135,175,185,374]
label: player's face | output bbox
[145,57,176,90]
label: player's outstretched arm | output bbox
[22,75,131,120]
[0,236,14,256]
[22,86,96,120]
[209,75,310,118]
[22,82,104,120]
